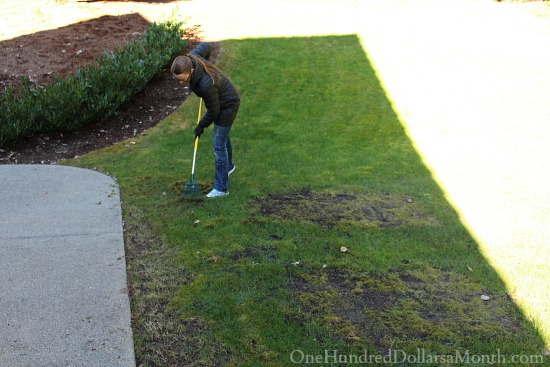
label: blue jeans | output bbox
[212,124,234,192]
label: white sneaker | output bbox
[228,165,236,176]
[206,189,229,198]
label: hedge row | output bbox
[0,20,187,147]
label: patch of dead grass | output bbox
[123,204,230,367]
[289,266,531,353]
[251,190,439,228]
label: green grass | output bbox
[65,36,548,366]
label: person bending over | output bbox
[171,42,241,198]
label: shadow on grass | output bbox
[68,34,548,366]
[233,34,547,362]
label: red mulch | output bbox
[0,12,205,164]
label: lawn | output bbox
[66,35,547,366]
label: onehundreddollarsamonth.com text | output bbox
[290,349,547,365]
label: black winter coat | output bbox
[188,43,240,128]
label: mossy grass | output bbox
[66,36,548,366]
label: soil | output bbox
[288,266,529,353]
[0,9,204,164]
[251,190,439,228]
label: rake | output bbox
[181,98,204,201]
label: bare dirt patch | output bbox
[290,266,530,352]
[230,245,278,263]
[251,190,439,228]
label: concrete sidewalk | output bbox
[0,165,135,367]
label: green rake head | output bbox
[181,178,203,201]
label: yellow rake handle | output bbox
[191,98,203,175]
[194,98,203,150]
[197,98,203,125]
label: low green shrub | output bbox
[0,20,187,147]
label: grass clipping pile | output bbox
[252,190,438,228]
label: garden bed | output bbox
[0,7,203,164]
